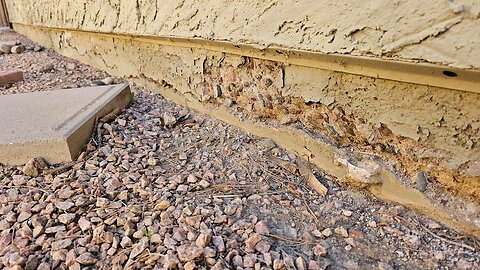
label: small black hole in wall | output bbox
[442,70,458,77]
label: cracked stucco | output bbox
[5,0,480,69]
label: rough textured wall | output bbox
[5,0,480,69]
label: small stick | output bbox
[417,220,476,252]
[303,200,318,221]
[43,159,85,176]
[266,234,305,244]
[100,108,122,123]
[212,194,243,198]
[0,185,50,193]
[266,233,323,246]
[96,118,103,146]
[52,234,86,241]
[240,163,254,182]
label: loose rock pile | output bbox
[0,42,42,55]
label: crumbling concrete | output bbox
[0,84,131,165]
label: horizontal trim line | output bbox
[13,23,480,95]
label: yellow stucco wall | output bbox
[5,0,480,69]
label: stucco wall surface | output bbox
[5,0,480,69]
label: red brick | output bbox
[0,70,23,85]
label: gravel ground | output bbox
[1,30,479,270]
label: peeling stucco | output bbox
[5,0,480,69]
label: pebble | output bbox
[78,217,91,231]
[163,112,177,126]
[245,233,261,252]
[120,236,133,248]
[40,63,55,73]
[322,228,333,237]
[378,262,394,270]
[176,245,203,262]
[155,200,171,210]
[255,240,271,253]
[184,261,196,270]
[76,252,97,265]
[22,157,46,177]
[212,236,225,252]
[273,259,285,269]
[58,213,76,224]
[32,225,43,237]
[25,256,39,270]
[51,239,72,250]
[129,237,149,259]
[313,244,327,257]
[223,98,233,107]
[334,226,349,238]
[198,179,211,188]
[33,45,43,52]
[280,116,294,125]
[11,45,25,54]
[256,139,277,148]
[55,201,75,211]
[0,44,12,53]
[117,119,127,126]
[187,174,197,183]
[102,77,115,85]
[345,237,356,247]
[415,171,428,192]
[17,211,32,223]
[255,220,271,235]
[45,225,66,234]
[178,152,188,160]
[195,232,212,248]
[368,221,377,227]
[8,253,26,266]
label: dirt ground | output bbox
[1,30,479,270]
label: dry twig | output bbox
[415,219,476,252]
[0,185,50,193]
[43,159,85,176]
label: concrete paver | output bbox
[0,84,131,165]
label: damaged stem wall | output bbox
[5,0,480,235]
